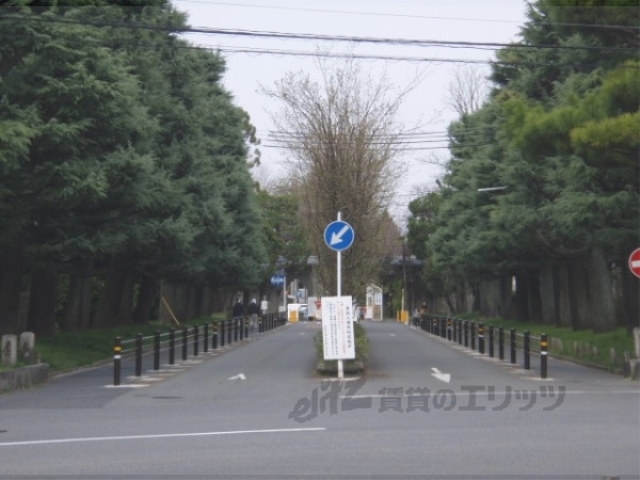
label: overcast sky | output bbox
[171,0,529,221]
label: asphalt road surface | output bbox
[0,320,638,479]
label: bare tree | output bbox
[446,66,488,117]
[263,57,417,299]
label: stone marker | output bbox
[2,335,17,366]
[19,331,36,363]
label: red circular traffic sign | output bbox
[629,248,640,279]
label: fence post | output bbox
[154,331,160,370]
[498,327,504,360]
[524,330,531,370]
[489,325,494,358]
[204,323,209,353]
[135,333,143,377]
[169,328,175,365]
[182,326,188,361]
[541,333,548,379]
[478,323,485,354]
[113,336,122,386]
[510,329,516,364]
[193,325,199,357]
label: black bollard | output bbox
[489,325,494,358]
[204,323,209,353]
[478,323,485,354]
[212,323,218,350]
[135,333,143,377]
[220,321,225,347]
[510,329,516,364]
[193,325,199,357]
[113,337,122,386]
[169,328,175,365]
[154,331,160,370]
[541,333,548,379]
[182,326,188,361]
[498,327,504,361]
[464,321,469,347]
[471,323,476,350]
[524,331,530,370]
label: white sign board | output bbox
[321,295,356,360]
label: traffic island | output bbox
[316,359,365,375]
[314,322,369,376]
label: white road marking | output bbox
[0,427,326,448]
[228,373,246,381]
[431,367,451,383]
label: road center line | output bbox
[0,427,326,448]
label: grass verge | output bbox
[314,322,369,373]
[32,315,227,373]
[451,313,635,372]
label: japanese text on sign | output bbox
[321,296,356,360]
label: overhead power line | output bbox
[173,1,640,31]
[3,13,638,54]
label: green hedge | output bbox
[313,322,369,370]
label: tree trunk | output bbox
[186,283,202,322]
[539,262,557,325]
[94,263,130,328]
[61,262,94,331]
[588,247,616,332]
[159,282,176,325]
[567,256,590,330]
[200,286,215,318]
[132,275,158,325]
[526,274,543,322]
[553,261,572,328]
[514,275,529,321]
[478,277,502,317]
[26,262,58,337]
[115,269,136,326]
[0,245,24,335]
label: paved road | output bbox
[0,320,638,479]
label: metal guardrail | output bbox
[113,313,287,385]
[417,316,549,379]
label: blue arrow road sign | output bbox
[270,274,285,286]
[324,220,355,252]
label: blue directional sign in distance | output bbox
[324,220,355,252]
[270,274,285,286]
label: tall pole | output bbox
[337,212,342,297]
[337,211,343,379]
[283,273,287,320]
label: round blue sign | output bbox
[324,221,355,252]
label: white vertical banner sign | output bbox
[321,296,355,360]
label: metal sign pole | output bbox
[336,212,344,379]
[283,273,287,320]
